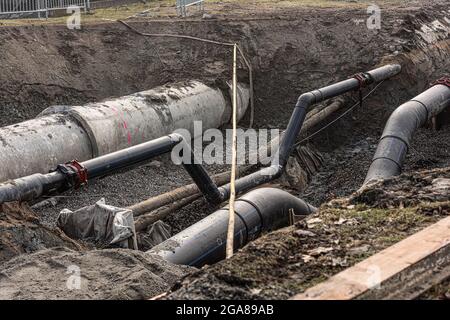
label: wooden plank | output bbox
[292,215,450,300]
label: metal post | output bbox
[37,0,41,18]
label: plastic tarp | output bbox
[57,198,138,249]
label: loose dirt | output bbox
[0,202,84,265]
[0,247,191,299]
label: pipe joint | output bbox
[378,134,410,150]
[353,72,373,88]
[54,160,88,189]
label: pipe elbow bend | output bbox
[385,103,412,127]
[296,92,315,108]
[239,187,316,230]
[381,100,427,142]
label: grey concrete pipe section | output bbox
[363,83,450,186]
[0,80,249,182]
[148,188,316,267]
[0,115,93,183]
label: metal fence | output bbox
[0,0,90,18]
[176,0,203,17]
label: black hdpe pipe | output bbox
[216,64,402,199]
[363,78,450,186]
[148,187,316,267]
[0,133,221,205]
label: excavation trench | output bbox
[0,4,449,299]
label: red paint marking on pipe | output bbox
[110,104,132,145]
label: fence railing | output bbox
[176,0,203,17]
[0,0,90,18]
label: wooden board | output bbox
[292,215,450,300]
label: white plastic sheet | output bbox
[57,198,138,249]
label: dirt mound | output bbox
[164,167,450,300]
[0,202,83,265]
[350,167,450,208]
[0,203,192,300]
[0,247,192,300]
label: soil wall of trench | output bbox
[0,4,449,299]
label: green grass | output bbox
[0,2,168,26]
[0,0,407,27]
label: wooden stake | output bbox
[226,44,238,259]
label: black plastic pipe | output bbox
[217,64,402,199]
[83,134,182,179]
[363,79,450,186]
[179,142,223,205]
[0,131,226,206]
[0,134,184,204]
[148,187,316,267]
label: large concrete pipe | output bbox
[363,78,450,186]
[0,80,250,182]
[148,188,316,267]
